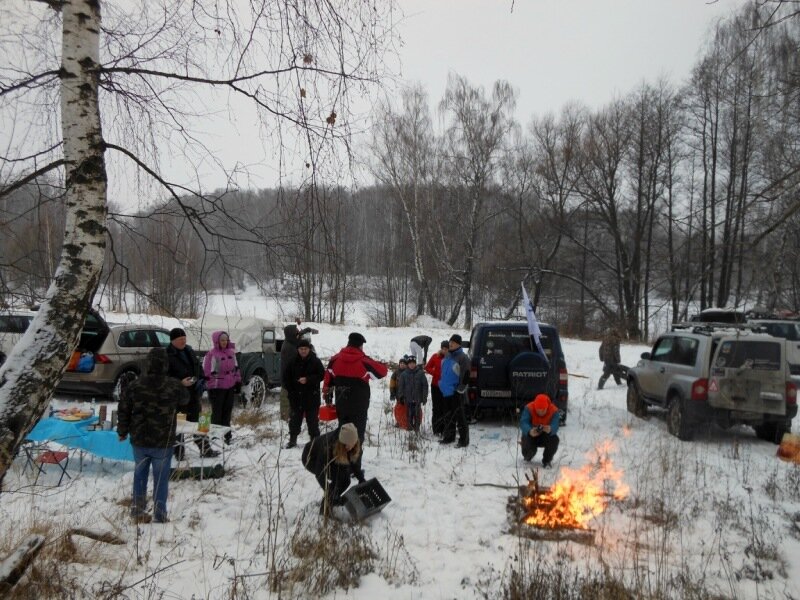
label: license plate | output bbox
[481,389,512,398]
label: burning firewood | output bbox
[507,442,629,544]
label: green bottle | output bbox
[198,412,211,433]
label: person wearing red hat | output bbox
[519,393,561,467]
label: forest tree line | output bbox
[2,1,799,341]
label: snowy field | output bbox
[2,293,800,599]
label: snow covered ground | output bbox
[3,294,800,599]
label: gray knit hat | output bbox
[338,423,358,447]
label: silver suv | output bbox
[56,309,171,399]
[627,324,797,442]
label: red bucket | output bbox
[319,404,338,422]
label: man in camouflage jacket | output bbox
[598,329,623,389]
[118,347,189,523]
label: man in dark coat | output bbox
[166,327,218,458]
[118,347,189,523]
[283,339,325,449]
[280,317,319,420]
[598,329,623,389]
[322,332,388,479]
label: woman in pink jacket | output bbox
[202,331,242,444]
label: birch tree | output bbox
[0,0,395,487]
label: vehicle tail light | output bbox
[559,368,568,385]
[468,389,476,402]
[691,378,708,401]
[95,354,112,364]
[787,381,797,405]
[470,367,477,383]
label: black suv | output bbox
[466,321,568,421]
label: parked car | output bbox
[745,316,800,376]
[0,308,37,365]
[626,323,797,442]
[466,321,569,422]
[56,309,172,399]
[186,315,282,407]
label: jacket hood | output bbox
[147,347,169,375]
[211,330,235,350]
[283,324,299,342]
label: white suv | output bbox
[0,309,36,365]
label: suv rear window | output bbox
[0,315,33,333]
[482,328,552,358]
[760,322,800,342]
[714,341,781,371]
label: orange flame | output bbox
[522,440,629,530]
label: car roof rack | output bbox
[671,322,767,336]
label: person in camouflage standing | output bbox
[598,329,623,389]
[118,347,189,524]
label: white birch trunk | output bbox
[0,0,107,487]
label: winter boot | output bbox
[285,436,297,450]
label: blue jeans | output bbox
[132,446,173,522]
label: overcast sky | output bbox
[1,0,747,204]
[394,0,742,119]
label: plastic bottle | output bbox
[198,411,211,433]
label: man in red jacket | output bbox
[425,340,449,436]
[323,332,388,478]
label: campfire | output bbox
[508,441,629,544]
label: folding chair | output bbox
[23,443,71,486]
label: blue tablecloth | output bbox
[27,416,97,443]
[76,431,134,461]
[27,416,134,462]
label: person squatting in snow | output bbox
[519,393,560,468]
[302,422,364,516]
[283,338,325,449]
[396,355,428,432]
[202,330,241,445]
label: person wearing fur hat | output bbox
[322,332,388,480]
[301,423,365,516]
[283,338,325,449]
[519,393,561,468]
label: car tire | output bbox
[626,381,647,418]
[113,369,138,402]
[667,395,693,441]
[754,420,790,444]
[246,372,267,408]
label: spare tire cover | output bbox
[508,351,551,400]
